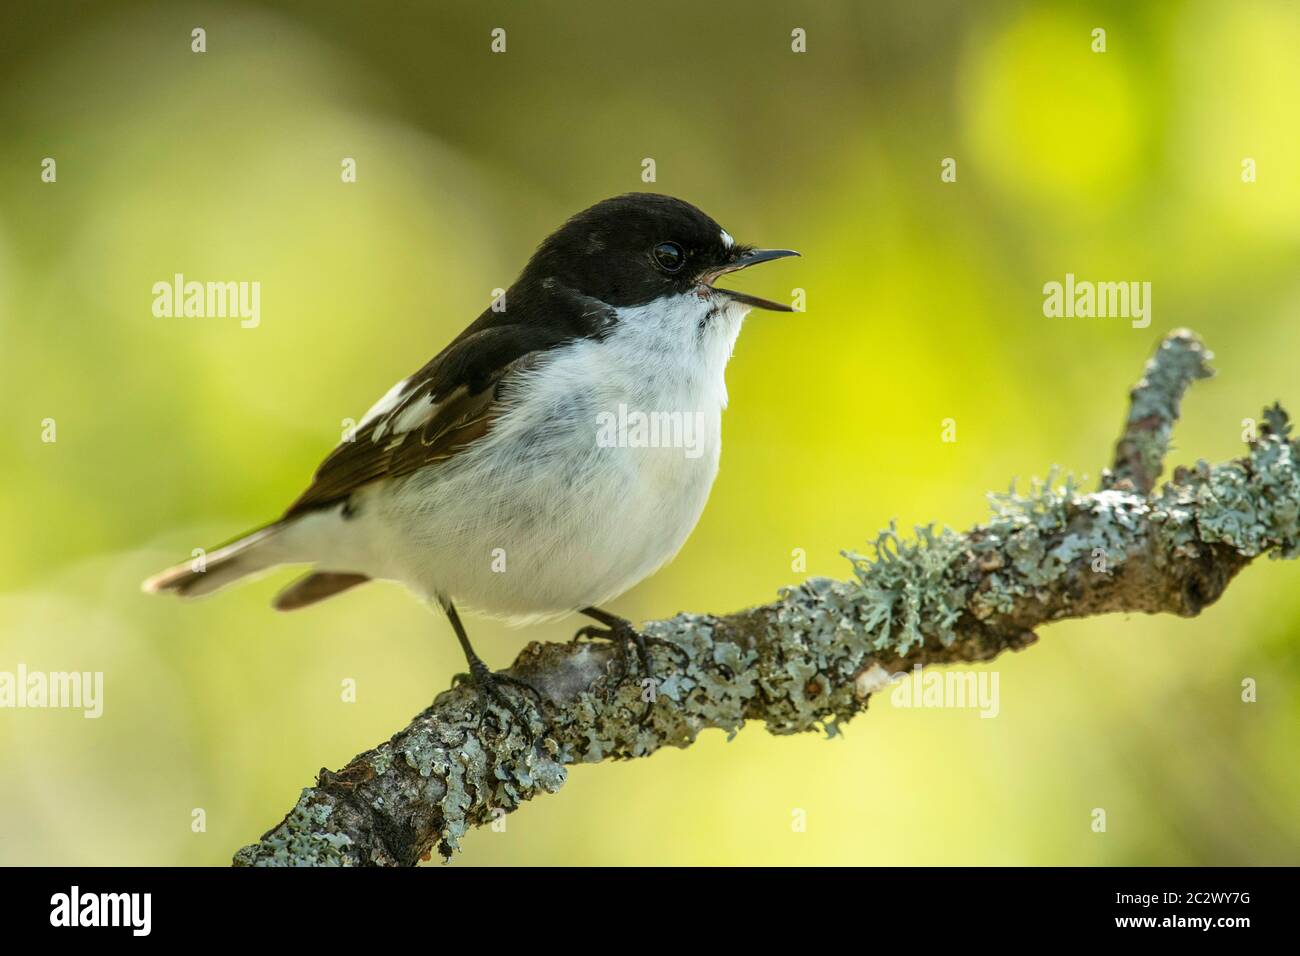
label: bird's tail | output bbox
[141,522,285,599]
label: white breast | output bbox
[369,292,749,622]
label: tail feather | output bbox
[273,571,370,611]
[142,523,283,599]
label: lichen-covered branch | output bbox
[1103,329,1214,494]
[234,329,1300,867]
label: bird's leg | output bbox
[442,599,544,738]
[574,606,686,720]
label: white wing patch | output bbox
[358,378,410,430]
[358,377,438,443]
[389,394,437,436]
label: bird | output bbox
[143,193,799,722]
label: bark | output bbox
[233,329,1300,866]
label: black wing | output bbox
[282,281,616,519]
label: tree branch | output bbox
[233,329,1300,866]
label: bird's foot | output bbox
[454,659,546,742]
[574,616,685,722]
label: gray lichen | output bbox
[845,522,967,654]
[232,792,353,867]
[1107,329,1214,493]
[1152,405,1300,561]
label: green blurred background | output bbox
[1,0,1297,866]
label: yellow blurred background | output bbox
[1,0,1297,865]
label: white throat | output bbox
[602,291,749,412]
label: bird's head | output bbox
[521,193,799,316]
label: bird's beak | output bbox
[703,248,800,312]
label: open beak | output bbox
[703,248,800,312]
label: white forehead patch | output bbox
[719,229,734,249]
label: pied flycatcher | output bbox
[143,193,799,718]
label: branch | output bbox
[1103,329,1215,494]
[234,329,1300,866]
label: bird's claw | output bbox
[466,660,546,742]
[573,619,685,723]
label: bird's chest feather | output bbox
[492,300,736,591]
[385,295,745,615]
[527,295,740,512]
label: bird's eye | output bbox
[653,241,685,273]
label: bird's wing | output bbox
[283,330,538,518]
[282,286,616,519]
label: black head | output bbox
[518,193,798,312]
